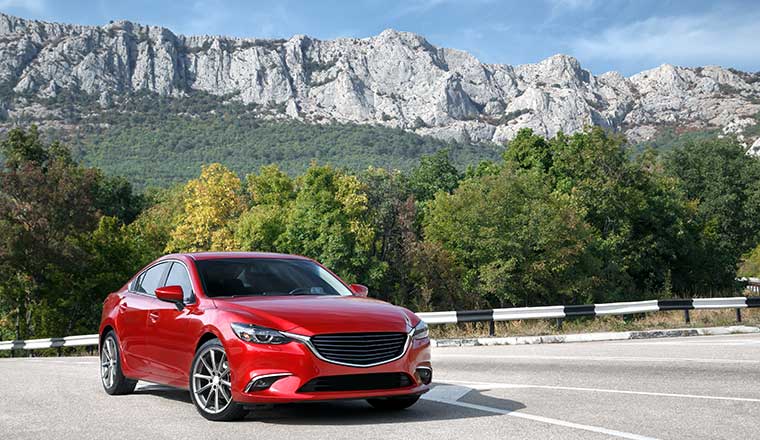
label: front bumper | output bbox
[225,334,432,404]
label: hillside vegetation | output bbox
[70,116,502,189]
[26,92,502,188]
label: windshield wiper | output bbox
[287,287,328,295]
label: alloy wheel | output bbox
[192,347,232,414]
[101,337,117,389]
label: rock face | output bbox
[1,13,759,144]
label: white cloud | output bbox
[570,12,760,70]
[0,0,46,13]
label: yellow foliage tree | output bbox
[166,163,244,252]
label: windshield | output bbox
[195,258,353,298]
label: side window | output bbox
[132,272,145,292]
[136,262,170,296]
[165,262,194,302]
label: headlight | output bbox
[412,320,429,340]
[231,323,291,345]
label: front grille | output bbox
[298,373,413,393]
[310,332,408,366]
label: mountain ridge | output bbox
[1,12,759,152]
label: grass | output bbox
[429,308,760,339]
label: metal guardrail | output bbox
[746,281,760,294]
[0,334,98,351]
[416,296,760,336]
[1,296,759,352]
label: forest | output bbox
[2,125,760,341]
[40,91,504,188]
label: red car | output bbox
[98,252,432,420]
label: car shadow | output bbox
[134,384,193,404]
[133,382,525,425]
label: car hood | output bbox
[212,295,415,335]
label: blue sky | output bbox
[1,0,759,76]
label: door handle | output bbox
[118,303,128,313]
[149,311,159,323]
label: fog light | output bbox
[245,373,291,392]
[415,367,432,385]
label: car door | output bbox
[116,261,171,376]
[145,261,196,383]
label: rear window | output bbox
[195,258,352,298]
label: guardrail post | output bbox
[736,308,742,323]
[684,309,691,324]
[556,318,563,330]
[489,320,495,337]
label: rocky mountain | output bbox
[1,12,760,151]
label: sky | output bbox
[1,0,759,76]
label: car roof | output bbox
[181,251,311,261]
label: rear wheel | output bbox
[367,395,421,410]
[189,339,248,421]
[100,331,137,395]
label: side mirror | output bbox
[155,285,184,309]
[349,284,369,297]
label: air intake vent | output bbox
[298,373,413,393]
[310,332,408,366]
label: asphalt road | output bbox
[1,333,759,439]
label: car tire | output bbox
[189,338,248,421]
[100,331,137,395]
[367,395,421,410]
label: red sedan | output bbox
[98,252,432,420]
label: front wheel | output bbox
[367,395,421,410]
[189,339,248,421]
[100,331,137,395]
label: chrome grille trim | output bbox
[282,328,413,368]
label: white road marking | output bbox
[609,341,760,347]
[423,384,472,401]
[443,380,760,404]
[606,334,760,345]
[432,353,760,364]
[423,385,658,440]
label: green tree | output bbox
[93,175,144,224]
[359,168,412,302]
[664,136,760,291]
[424,165,600,307]
[407,149,461,202]
[506,127,697,299]
[245,164,295,206]
[0,128,102,339]
[278,164,377,284]
[0,127,144,339]
[128,184,185,260]
[39,216,153,337]
[503,127,553,172]
[234,165,295,252]
[405,240,469,311]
